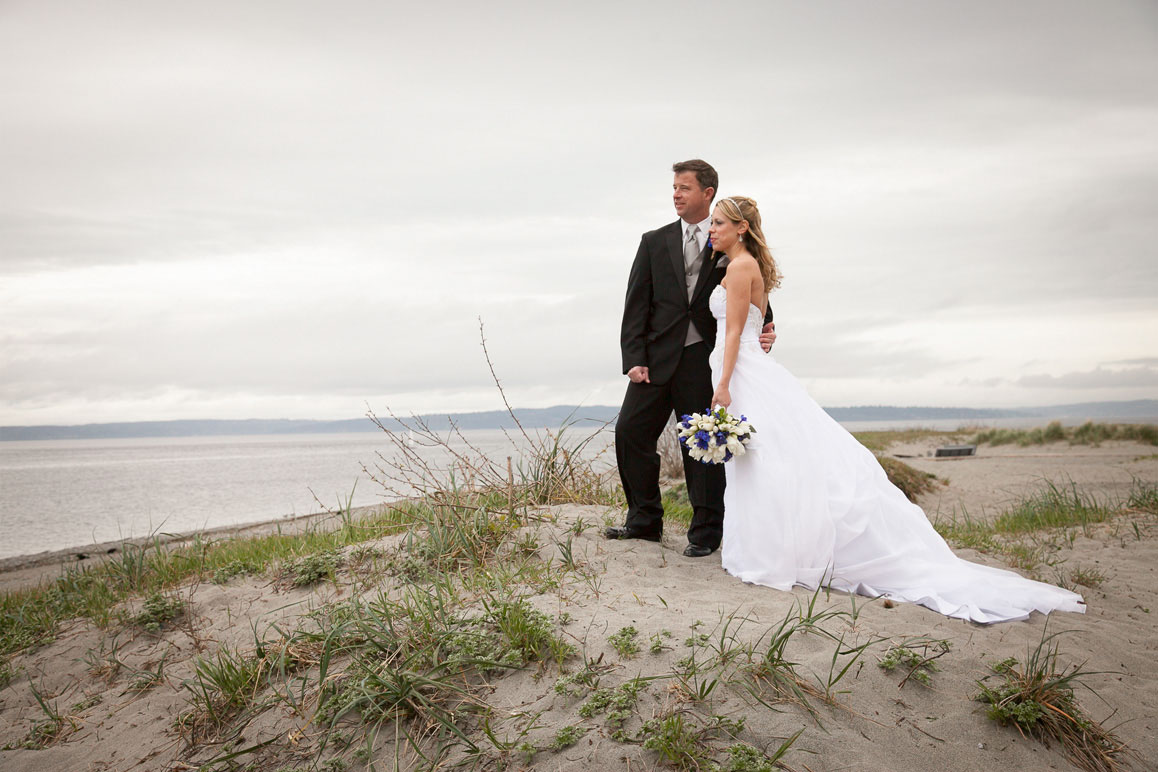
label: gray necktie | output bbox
[684,225,704,345]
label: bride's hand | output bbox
[712,384,731,410]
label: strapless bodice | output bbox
[709,285,765,344]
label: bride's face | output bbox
[709,206,746,251]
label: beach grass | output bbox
[976,625,1134,772]
[973,421,1158,448]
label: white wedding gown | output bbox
[708,286,1085,623]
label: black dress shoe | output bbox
[604,526,662,542]
[683,543,716,557]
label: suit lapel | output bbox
[690,245,722,305]
[665,222,686,302]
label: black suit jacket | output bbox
[620,220,773,385]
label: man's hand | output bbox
[627,365,650,384]
[759,322,777,353]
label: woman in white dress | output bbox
[706,195,1085,624]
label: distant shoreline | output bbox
[3,399,1155,441]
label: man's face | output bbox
[673,171,713,223]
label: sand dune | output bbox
[1,437,1154,771]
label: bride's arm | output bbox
[711,260,759,409]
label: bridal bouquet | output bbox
[677,407,755,464]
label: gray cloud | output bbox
[1017,366,1158,389]
[2,0,1156,423]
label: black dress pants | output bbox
[614,341,725,549]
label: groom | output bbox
[607,160,775,557]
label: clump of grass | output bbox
[1068,565,1107,589]
[609,626,640,658]
[661,483,695,528]
[3,681,75,750]
[851,428,966,454]
[0,507,419,659]
[976,627,1133,772]
[1125,480,1158,514]
[745,587,863,707]
[876,456,939,502]
[132,592,186,632]
[364,323,622,510]
[0,659,17,689]
[179,644,265,739]
[878,637,951,687]
[127,654,169,692]
[936,479,1115,567]
[974,421,1157,448]
[481,596,573,666]
[994,481,1110,533]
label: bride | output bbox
[705,195,1085,624]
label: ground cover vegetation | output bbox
[1,397,1151,768]
[973,421,1157,448]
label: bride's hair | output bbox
[717,196,781,293]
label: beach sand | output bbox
[1,438,1155,771]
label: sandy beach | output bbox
[1,434,1155,771]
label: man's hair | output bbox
[671,159,718,198]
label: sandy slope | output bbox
[1,439,1155,771]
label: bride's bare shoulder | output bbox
[725,254,759,275]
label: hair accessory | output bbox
[720,197,744,217]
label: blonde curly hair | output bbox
[716,196,781,293]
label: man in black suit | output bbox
[606,159,775,557]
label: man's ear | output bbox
[705,187,716,201]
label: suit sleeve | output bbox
[763,304,774,325]
[620,235,652,373]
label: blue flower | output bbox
[724,449,733,462]
[695,430,710,449]
[715,431,728,445]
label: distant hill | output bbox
[2,400,1154,441]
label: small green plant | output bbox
[638,710,752,769]
[212,559,257,584]
[641,711,708,768]
[132,592,186,632]
[609,626,640,657]
[554,657,605,697]
[579,679,645,729]
[712,733,804,772]
[285,550,342,587]
[685,633,711,648]
[650,630,671,654]
[1069,565,1108,589]
[9,680,74,749]
[976,626,1132,772]
[878,638,951,687]
[550,724,587,750]
[70,693,103,713]
[0,659,17,689]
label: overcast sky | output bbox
[2,0,1156,426]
